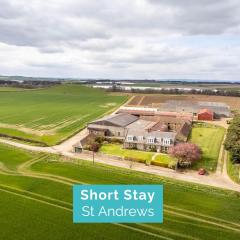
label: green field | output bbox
[189,123,225,172]
[0,84,127,146]
[1,143,240,240]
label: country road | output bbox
[0,126,240,192]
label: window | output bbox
[163,138,171,145]
[127,135,134,141]
[147,137,155,144]
[138,136,144,141]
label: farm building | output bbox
[197,102,230,118]
[124,127,176,153]
[159,100,230,118]
[84,113,192,153]
[198,109,214,121]
[124,118,191,153]
[87,113,138,138]
[117,107,193,121]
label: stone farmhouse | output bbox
[87,113,192,153]
[87,113,138,138]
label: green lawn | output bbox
[152,154,176,168]
[100,144,154,163]
[1,143,240,240]
[153,154,174,164]
[189,123,225,172]
[227,154,240,184]
[0,84,127,146]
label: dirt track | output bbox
[0,129,239,192]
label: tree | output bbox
[89,142,100,164]
[168,143,202,168]
[224,114,240,163]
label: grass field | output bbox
[0,143,240,240]
[0,84,127,146]
[189,123,225,171]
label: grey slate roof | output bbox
[126,128,176,140]
[90,113,138,127]
[160,100,230,116]
[126,119,155,130]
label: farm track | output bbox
[1,158,240,236]
[0,136,239,192]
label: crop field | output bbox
[127,94,240,110]
[1,143,240,240]
[0,84,127,146]
[189,123,225,171]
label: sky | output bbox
[0,0,240,80]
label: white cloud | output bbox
[0,0,239,80]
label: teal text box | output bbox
[73,185,163,223]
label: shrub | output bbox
[95,136,105,144]
[108,138,123,144]
[151,161,169,168]
[124,156,146,164]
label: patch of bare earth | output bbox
[127,94,240,110]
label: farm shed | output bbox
[198,109,214,121]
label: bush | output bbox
[95,136,105,144]
[151,161,169,168]
[168,161,177,169]
[108,138,123,144]
[124,156,146,164]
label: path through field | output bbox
[0,131,239,192]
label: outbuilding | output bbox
[198,108,214,121]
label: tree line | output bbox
[0,80,61,89]
[224,114,240,163]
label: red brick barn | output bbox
[198,109,214,121]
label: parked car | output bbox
[198,168,206,175]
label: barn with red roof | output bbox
[198,109,214,121]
